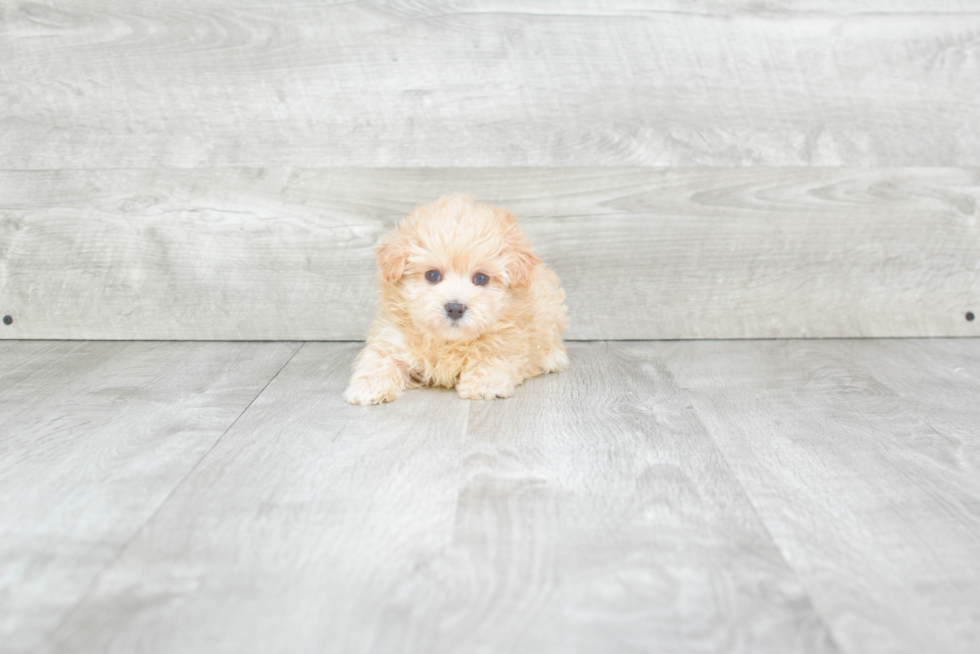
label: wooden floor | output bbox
[2,339,979,654]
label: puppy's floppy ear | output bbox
[375,229,410,284]
[496,209,542,289]
[506,241,542,290]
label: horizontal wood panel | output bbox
[1,1,978,168]
[1,167,977,340]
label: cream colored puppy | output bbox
[344,195,568,405]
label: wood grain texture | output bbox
[0,340,299,654]
[2,167,978,340]
[41,342,837,654]
[387,342,837,654]
[1,1,978,168]
[833,338,980,472]
[659,338,980,654]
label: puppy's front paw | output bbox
[456,370,516,401]
[344,376,402,405]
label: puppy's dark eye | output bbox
[425,270,442,284]
[473,273,489,286]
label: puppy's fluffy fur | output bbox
[344,195,568,405]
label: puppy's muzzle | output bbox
[444,302,467,321]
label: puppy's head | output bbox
[376,195,541,342]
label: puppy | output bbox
[344,195,569,405]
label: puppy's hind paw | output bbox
[344,376,401,405]
[544,348,570,373]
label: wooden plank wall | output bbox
[1,0,978,340]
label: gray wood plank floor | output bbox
[657,339,980,654]
[0,341,300,654]
[2,339,979,654]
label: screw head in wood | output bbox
[968,312,976,322]
[2,315,11,325]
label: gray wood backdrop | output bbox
[1,0,978,340]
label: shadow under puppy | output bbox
[345,195,569,405]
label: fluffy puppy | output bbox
[344,195,569,405]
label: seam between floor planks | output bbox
[678,396,847,652]
[0,341,304,654]
[657,338,980,653]
[666,391,848,654]
[37,342,307,651]
[33,341,837,654]
[5,339,980,653]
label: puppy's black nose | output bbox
[445,302,467,321]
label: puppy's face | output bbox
[375,197,540,343]
[400,257,506,342]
